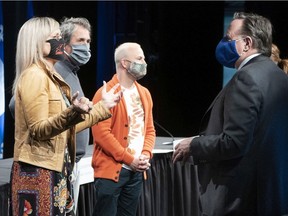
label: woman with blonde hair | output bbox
[271,43,288,74]
[10,17,121,216]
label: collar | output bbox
[63,58,80,74]
[237,53,261,70]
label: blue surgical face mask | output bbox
[215,37,240,68]
[70,44,91,66]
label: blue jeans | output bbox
[92,168,143,216]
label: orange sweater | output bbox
[91,75,156,182]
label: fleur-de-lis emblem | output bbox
[0,25,3,42]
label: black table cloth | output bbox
[0,137,200,216]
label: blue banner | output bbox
[0,0,4,159]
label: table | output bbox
[0,137,200,216]
[0,157,12,216]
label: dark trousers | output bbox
[92,168,143,216]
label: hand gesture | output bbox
[71,91,93,113]
[101,81,123,109]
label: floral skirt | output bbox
[10,150,75,216]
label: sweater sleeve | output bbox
[91,85,135,165]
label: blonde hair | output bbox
[114,42,141,68]
[12,17,60,94]
[271,43,288,75]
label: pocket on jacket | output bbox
[49,99,62,116]
[30,138,56,157]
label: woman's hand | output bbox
[101,81,122,109]
[71,81,122,113]
[71,91,93,113]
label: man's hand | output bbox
[172,137,193,163]
[130,154,151,172]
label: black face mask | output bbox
[46,38,65,61]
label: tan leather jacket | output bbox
[13,64,111,172]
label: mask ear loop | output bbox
[64,50,79,65]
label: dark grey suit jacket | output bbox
[191,55,288,216]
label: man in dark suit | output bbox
[173,12,288,216]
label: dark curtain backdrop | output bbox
[3,1,288,159]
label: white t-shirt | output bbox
[122,84,145,170]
